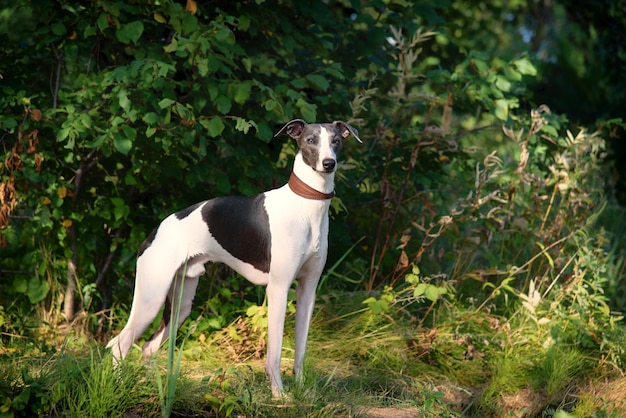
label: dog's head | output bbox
[275,119,362,174]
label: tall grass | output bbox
[154,267,189,418]
[1,284,625,416]
[55,350,153,417]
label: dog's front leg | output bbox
[293,275,320,384]
[265,280,289,398]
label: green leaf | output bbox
[122,125,136,140]
[116,21,144,45]
[426,68,450,83]
[362,296,376,305]
[118,90,131,112]
[87,134,106,149]
[495,75,511,92]
[495,99,509,121]
[238,15,251,31]
[405,273,419,285]
[213,170,231,193]
[216,96,232,114]
[114,133,132,154]
[541,125,558,138]
[414,283,428,298]
[51,22,67,36]
[27,277,49,304]
[424,285,442,302]
[142,112,159,125]
[164,37,178,53]
[256,122,273,142]
[233,81,252,105]
[306,74,329,91]
[263,99,278,111]
[246,304,263,317]
[514,57,537,76]
[215,27,235,44]
[197,58,209,76]
[504,64,522,81]
[362,297,389,314]
[13,277,27,294]
[124,171,138,186]
[154,13,167,23]
[181,13,198,34]
[291,78,308,89]
[205,117,225,137]
[111,197,130,221]
[97,13,109,31]
[242,57,252,73]
[472,58,488,75]
[296,98,316,121]
[158,98,175,109]
[173,103,193,120]
[207,84,219,101]
[323,66,345,80]
[234,117,251,133]
[0,117,18,131]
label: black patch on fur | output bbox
[322,123,344,154]
[148,295,171,344]
[175,201,204,220]
[201,194,271,273]
[137,228,157,258]
[161,295,172,328]
[298,125,321,169]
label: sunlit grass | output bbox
[1,294,626,417]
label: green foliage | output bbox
[0,349,143,418]
[55,351,151,417]
[2,0,626,415]
[0,365,52,417]
[536,345,588,397]
[202,369,241,417]
[2,0,623,331]
[1,0,360,326]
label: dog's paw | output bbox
[271,388,293,403]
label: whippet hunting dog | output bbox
[107,119,361,397]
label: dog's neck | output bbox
[288,173,335,200]
[291,153,335,198]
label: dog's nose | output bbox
[322,159,336,172]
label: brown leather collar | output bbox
[288,173,335,200]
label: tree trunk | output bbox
[64,150,97,322]
[64,228,78,320]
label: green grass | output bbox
[1,292,625,417]
[156,271,189,418]
[57,351,156,417]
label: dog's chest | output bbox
[264,187,330,255]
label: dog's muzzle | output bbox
[322,158,336,173]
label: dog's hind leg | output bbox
[140,256,205,357]
[141,270,200,358]
[107,259,179,362]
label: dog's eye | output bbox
[306,137,315,144]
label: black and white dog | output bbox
[107,119,361,397]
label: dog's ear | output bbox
[333,121,362,143]
[274,119,307,138]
